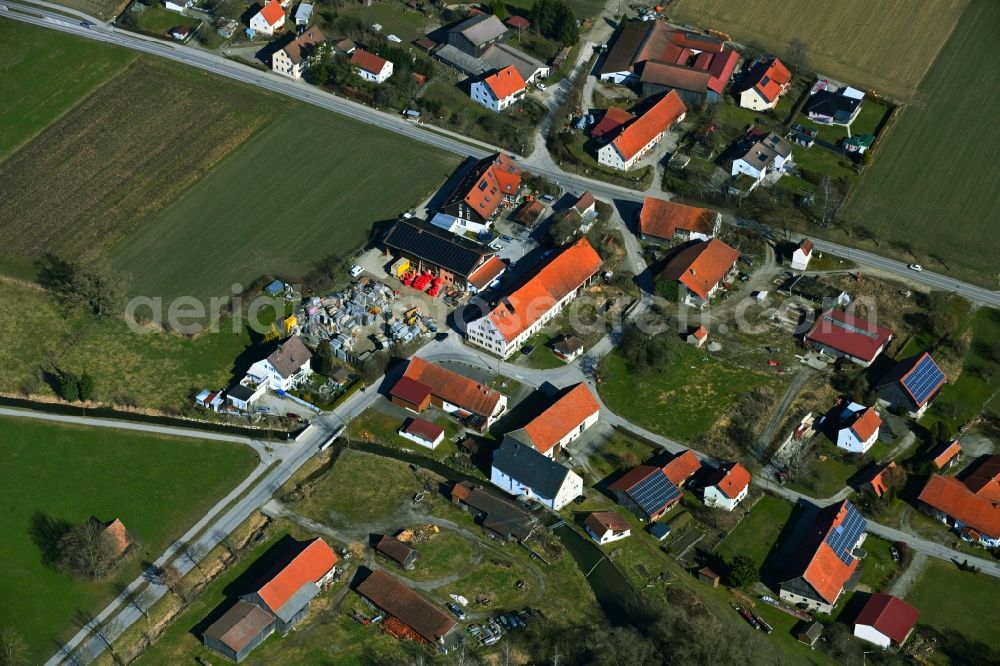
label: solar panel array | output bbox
[825,502,867,565]
[628,471,681,517]
[902,355,945,406]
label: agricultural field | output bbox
[113,105,460,305]
[841,0,1000,287]
[0,417,256,662]
[50,0,131,20]
[670,0,968,101]
[0,59,280,266]
[0,278,255,410]
[0,20,135,162]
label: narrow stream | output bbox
[552,524,637,623]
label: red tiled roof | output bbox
[611,91,686,161]
[403,357,503,418]
[609,464,660,492]
[931,440,962,469]
[692,325,708,341]
[585,511,630,535]
[662,450,700,486]
[458,153,521,220]
[103,519,132,558]
[750,57,791,102]
[799,238,813,255]
[390,376,432,407]
[256,539,337,613]
[919,474,1000,538]
[467,255,507,290]
[351,48,389,75]
[800,502,861,604]
[804,309,894,363]
[639,60,712,93]
[404,418,444,443]
[282,26,325,64]
[486,238,602,342]
[522,383,600,454]
[482,65,526,100]
[850,408,882,442]
[709,462,750,500]
[660,238,741,300]
[574,191,596,213]
[505,15,530,29]
[706,49,739,94]
[591,107,634,139]
[869,462,896,498]
[259,0,284,27]
[639,196,716,240]
[855,593,919,644]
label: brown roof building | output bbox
[660,238,741,307]
[374,534,419,570]
[355,569,460,646]
[398,357,507,431]
[203,601,277,663]
[639,196,720,242]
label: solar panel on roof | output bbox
[824,503,867,565]
[627,471,680,516]
[901,356,945,406]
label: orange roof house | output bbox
[441,152,522,224]
[662,449,701,487]
[481,65,527,100]
[351,49,390,78]
[401,357,507,430]
[639,196,720,242]
[708,463,750,499]
[869,462,897,498]
[514,383,601,456]
[244,538,337,628]
[739,56,792,109]
[598,91,686,169]
[930,440,962,469]
[591,106,635,139]
[687,324,708,347]
[659,238,741,305]
[780,501,867,612]
[250,0,285,34]
[918,469,1000,545]
[468,238,602,357]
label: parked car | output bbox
[446,603,466,621]
[521,344,535,356]
[435,332,449,342]
[908,263,923,272]
[536,82,547,91]
[539,194,555,203]
[350,265,364,278]
[500,234,514,242]
[890,546,900,562]
[286,412,301,420]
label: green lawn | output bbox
[0,19,136,160]
[598,344,773,441]
[907,559,1000,660]
[132,5,201,35]
[335,2,430,44]
[788,440,858,499]
[841,0,1000,287]
[0,280,258,410]
[793,100,889,145]
[0,417,256,662]
[350,406,464,462]
[113,105,459,305]
[715,494,793,567]
[858,535,900,591]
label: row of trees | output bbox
[52,369,97,403]
[529,0,579,46]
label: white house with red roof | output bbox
[471,65,527,112]
[351,49,393,83]
[853,593,919,648]
[249,0,285,36]
[780,500,867,613]
[584,511,631,544]
[739,56,792,110]
[399,418,445,449]
[703,462,750,511]
[918,455,1000,548]
[504,383,600,458]
[791,238,813,270]
[833,401,882,454]
[659,237,741,308]
[597,91,686,171]
[803,308,894,367]
[396,357,507,431]
[466,238,602,358]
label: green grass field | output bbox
[0,417,256,662]
[598,344,773,441]
[0,19,135,161]
[670,0,968,101]
[0,59,279,264]
[841,0,1000,286]
[907,559,1000,660]
[113,105,460,304]
[0,279,255,409]
[715,494,793,567]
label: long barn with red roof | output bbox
[466,237,603,358]
[597,91,686,171]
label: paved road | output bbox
[3,0,998,307]
[35,381,385,665]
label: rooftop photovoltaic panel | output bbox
[628,471,680,516]
[902,355,945,406]
[825,502,866,565]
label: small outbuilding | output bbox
[697,567,720,588]
[374,534,419,570]
[853,593,919,648]
[399,418,445,449]
[797,621,823,647]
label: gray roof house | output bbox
[448,13,508,57]
[490,436,583,510]
[202,601,276,663]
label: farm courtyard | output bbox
[0,417,256,662]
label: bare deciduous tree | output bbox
[0,626,29,666]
